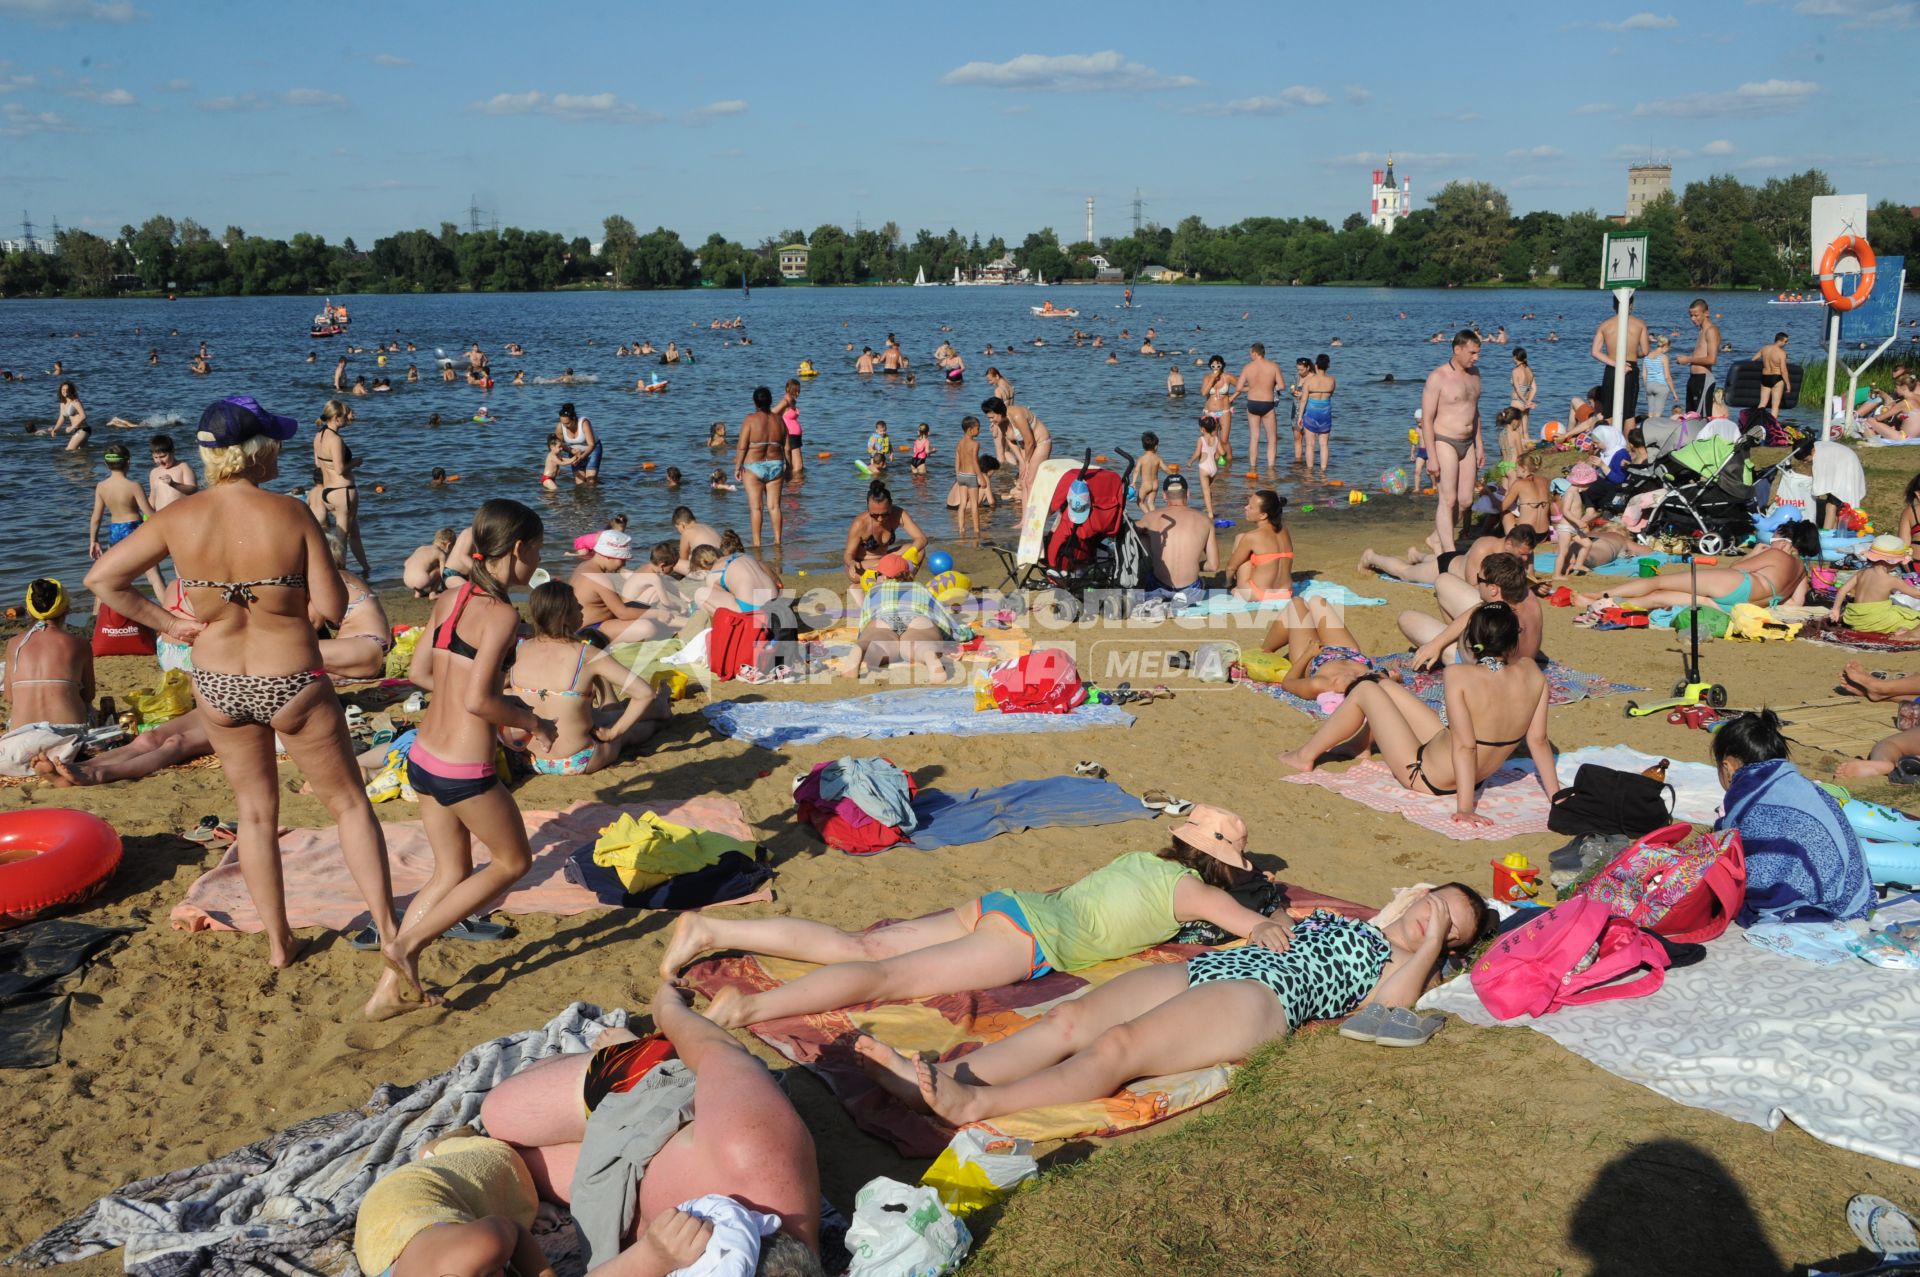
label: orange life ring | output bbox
[0,809,122,926]
[1819,235,1877,312]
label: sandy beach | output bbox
[7,484,1920,1275]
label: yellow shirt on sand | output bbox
[1011,852,1196,973]
[592,811,755,893]
[353,1136,538,1275]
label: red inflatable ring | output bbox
[0,809,122,927]
[1818,234,1876,312]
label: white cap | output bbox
[592,530,633,560]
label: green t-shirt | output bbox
[1012,852,1196,973]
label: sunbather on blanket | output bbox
[476,983,823,1277]
[1277,604,1559,828]
[1259,596,1391,706]
[1357,520,1537,587]
[36,709,212,785]
[854,884,1490,1125]
[1839,661,1920,701]
[1572,521,1818,612]
[660,807,1288,1028]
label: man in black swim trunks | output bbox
[1755,331,1792,416]
[1238,342,1285,473]
[1675,298,1721,413]
[1591,294,1648,432]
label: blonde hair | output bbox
[433,527,456,550]
[689,544,720,571]
[200,435,279,485]
[318,398,353,426]
[323,529,347,568]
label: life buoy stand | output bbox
[1818,235,1876,312]
[0,809,123,926]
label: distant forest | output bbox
[4,168,1912,298]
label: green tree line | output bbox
[3,168,1911,298]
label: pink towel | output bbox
[1282,761,1552,842]
[170,797,765,934]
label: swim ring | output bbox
[0,809,123,926]
[1863,839,1920,888]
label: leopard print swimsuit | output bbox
[1184,910,1391,1032]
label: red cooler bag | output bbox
[988,650,1085,715]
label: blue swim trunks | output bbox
[104,519,140,547]
[1302,400,1333,436]
[975,890,1054,979]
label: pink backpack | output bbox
[1573,823,1745,944]
[1470,896,1671,1020]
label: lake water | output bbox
[0,286,1843,593]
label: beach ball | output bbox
[1380,468,1409,495]
[931,570,970,604]
[642,461,657,471]
[1542,421,1563,441]
[927,550,954,575]
[1245,471,1258,480]
[818,451,832,459]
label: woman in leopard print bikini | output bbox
[858,883,1490,1126]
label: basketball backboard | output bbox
[1812,194,1870,272]
[1839,257,1905,342]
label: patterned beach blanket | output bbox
[1242,654,1642,722]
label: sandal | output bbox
[1850,1194,1920,1254]
[1073,761,1108,779]
[1139,789,1193,816]
[1372,1007,1446,1048]
[349,914,514,951]
[182,814,224,844]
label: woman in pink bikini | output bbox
[1229,490,1294,602]
[383,499,552,1020]
[773,377,804,481]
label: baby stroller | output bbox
[1636,426,1763,552]
[990,452,1147,595]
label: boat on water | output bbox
[309,324,345,338]
[1767,295,1825,306]
[913,265,936,287]
[1030,300,1079,318]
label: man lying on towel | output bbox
[355,984,821,1277]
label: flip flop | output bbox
[1850,1194,1920,1254]
[1139,789,1193,816]
[1073,761,1108,779]
[182,815,223,843]
[349,914,513,951]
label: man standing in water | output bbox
[1674,298,1722,413]
[1422,331,1483,555]
[1238,343,1285,473]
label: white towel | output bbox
[1812,440,1867,506]
[668,1194,780,1277]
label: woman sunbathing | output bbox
[503,582,672,776]
[1277,603,1558,827]
[855,883,1491,1125]
[1227,490,1293,602]
[1573,521,1819,613]
[1259,595,1387,704]
[659,807,1289,1028]
[1550,519,1635,578]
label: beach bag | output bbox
[985,650,1085,715]
[126,669,194,729]
[1470,896,1670,1020]
[845,1177,971,1277]
[1548,764,1674,838]
[1726,603,1800,643]
[1573,823,1745,944]
[91,602,156,657]
[920,1130,1038,1217]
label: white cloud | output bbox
[684,98,747,124]
[0,0,140,23]
[0,102,80,135]
[1794,0,1916,27]
[1506,144,1565,160]
[0,66,37,94]
[371,53,411,67]
[66,80,135,105]
[1610,143,1693,160]
[1702,138,1736,155]
[471,90,661,124]
[1632,78,1819,117]
[285,88,345,108]
[1345,84,1371,105]
[1572,101,1616,115]
[941,50,1197,92]
[198,89,343,112]
[158,78,193,93]
[1601,11,1680,28]
[1188,86,1330,115]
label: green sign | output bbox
[1602,233,1649,287]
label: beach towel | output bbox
[1803,620,1920,653]
[1175,581,1385,617]
[170,799,763,934]
[1719,758,1873,924]
[9,1003,623,1277]
[1532,550,1684,577]
[1241,655,1642,723]
[566,848,774,911]
[902,776,1158,851]
[1281,746,1719,843]
[681,885,1374,1156]
[702,687,1134,749]
[1419,933,1920,1171]
[0,919,137,1070]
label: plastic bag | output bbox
[126,669,194,729]
[919,1129,1038,1216]
[364,729,417,804]
[1193,642,1237,684]
[844,1177,971,1277]
[384,626,422,679]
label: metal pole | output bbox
[1824,310,1841,437]
[1842,268,1907,437]
[1612,287,1633,430]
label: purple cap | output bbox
[197,395,299,448]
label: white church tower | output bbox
[1368,154,1411,233]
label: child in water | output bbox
[911,422,931,476]
[90,444,166,595]
[1136,432,1164,512]
[665,466,683,489]
[571,513,629,557]
[707,420,727,448]
[403,529,457,597]
[709,467,736,492]
[867,421,890,472]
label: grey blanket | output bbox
[9,1003,623,1277]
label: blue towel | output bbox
[1532,550,1683,577]
[1176,581,1385,617]
[906,777,1156,850]
[1718,758,1874,925]
[702,687,1135,748]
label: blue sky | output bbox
[0,0,1911,248]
